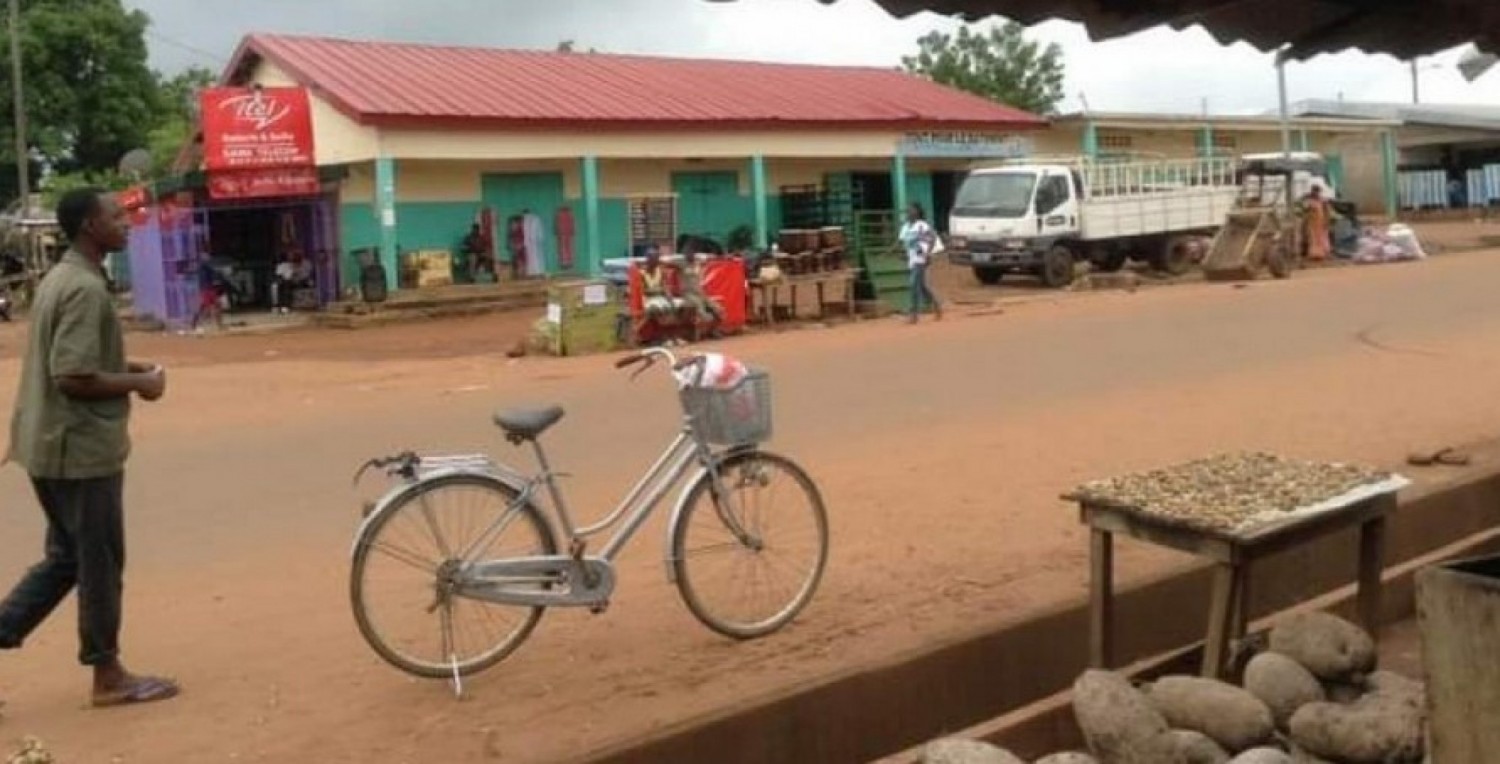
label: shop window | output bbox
[628,195,677,256]
[1099,134,1134,150]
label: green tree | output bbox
[902,22,1066,115]
[146,65,214,176]
[0,0,160,204]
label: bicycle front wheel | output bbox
[351,474,558,679]
[671,450,828,639]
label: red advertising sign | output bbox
[200,86,316,171]
[116,185,150,210]
[207,167,321,200]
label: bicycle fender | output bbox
[350,458,537,559]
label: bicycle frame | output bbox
[355,359,748,581]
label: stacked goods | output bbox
[402,250,454,288]
[921,614,1427,764]
[1067,453,1401,536]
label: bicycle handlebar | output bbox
[615,347,707,384]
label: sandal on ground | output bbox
[1407,447,1472,467]
[92,676,179,708]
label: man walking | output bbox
[0,188,179,708]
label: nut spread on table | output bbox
[1070,453,1395,534]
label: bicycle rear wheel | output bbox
[671,450,828,639]
[351,474,557,679]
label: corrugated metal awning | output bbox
[866,0,1500,60]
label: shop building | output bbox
[122,33,1045,327]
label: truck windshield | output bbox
[953,173,1037,218]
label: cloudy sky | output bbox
[125,0,1500,115]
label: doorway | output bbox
[932,172,963,234]
[481,172,566,275]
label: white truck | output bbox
[946,156,1242,287]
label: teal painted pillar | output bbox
[892,152,908,216]
[375,157,399,291]
[1198,126,1215,158]
[1082,120,1100,159]
[1297,129,1310,152]
[1381,130,1399,220]
[751,155,769,250]
[581,155,601,276]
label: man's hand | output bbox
[137,366,166,402]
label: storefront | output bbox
[128,85,344,327]
[161,33,1046,308]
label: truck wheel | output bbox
[1152,236,1194,276]
[1041,246,1075,288]
[972,267,1003,286]
[1093,249,1127,273]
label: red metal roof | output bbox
[225,34,1045,131]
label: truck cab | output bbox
[945,164,1084,287]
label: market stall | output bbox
[1065,453,1409,679]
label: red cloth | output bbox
[627,259,748,342]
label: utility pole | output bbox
[9,0,27,216]
[1410,58,1420,104]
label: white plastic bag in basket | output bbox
[675,353,748,390]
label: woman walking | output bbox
[898,203,942,323]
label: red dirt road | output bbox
[4,253,1500,762]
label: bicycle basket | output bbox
[680,369,773,446]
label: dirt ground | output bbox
[3,247,1500,762]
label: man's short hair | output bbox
[56,187,105,241]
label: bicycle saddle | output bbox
[493,406,566,441]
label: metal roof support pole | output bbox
[1382,130,1399,220]
[1276,51,1292,159]
[892,150,908,216]
[1297,129,1310,152]
[750,154,768,250]
[581,155,601,276]
[1082,120,1099,159]
[376,156,399,291]
[1198,125,1214,158]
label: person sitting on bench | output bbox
[633,245,685,343]
[679,247,724,340]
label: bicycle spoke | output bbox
[675,454,826,638]
[367,539,441,574]
[354,477,553,678]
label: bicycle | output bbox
[348,347,829,693]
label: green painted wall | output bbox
[673,171,756,246]
[340,202,379,292]
[905,173,935,222]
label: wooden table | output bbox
[1068,471,1407,680]
[751,269,858,326]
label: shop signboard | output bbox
[898,131,1031,159]
[117,185,151,226]
[207,167,322,200]
[199,86,316,172]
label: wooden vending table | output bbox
[1064,454,1409,680]
[751,269,858,326]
